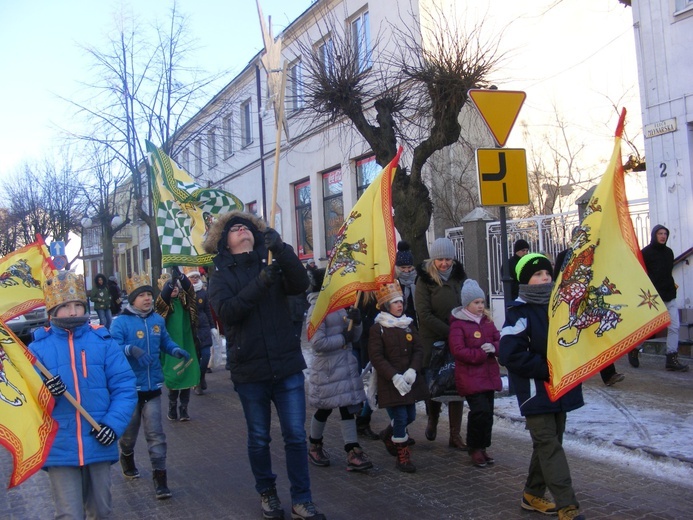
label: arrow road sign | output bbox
[476,148,529,206]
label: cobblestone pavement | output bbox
[1,349,691,520]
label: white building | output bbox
[630,0,693,310]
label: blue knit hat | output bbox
[429,238,455,260]
[396,241,414,266]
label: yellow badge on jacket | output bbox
[474,331,482,339]
[406,333,413,341]
[137,330,145,339]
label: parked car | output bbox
[6,306,49,343]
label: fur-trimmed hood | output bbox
[202,210,267,255]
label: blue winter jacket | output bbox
[499,298,584,416]
[30,323,137,468]
[110,308,181,392]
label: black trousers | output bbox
[464,390,495,450]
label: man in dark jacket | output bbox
[504,239,530,300]
[203,211,325,520]
[639,224,687,372]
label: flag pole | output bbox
[347,291,363,332]
[33,358,101,431]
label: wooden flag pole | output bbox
[34,358,101,431]
[267,59,289,265]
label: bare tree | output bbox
[296,3,503,262]
[62,2,233,281]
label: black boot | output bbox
[200,372,208,390]
[665,353,689,372]
[425,399,441,441]
[119,451,140,479]
[356,415,379,440]
[179,404,190,422]
[153,469,172,499]
[378,425,397,456]
[628,348,640,368]
[167,401,177,421]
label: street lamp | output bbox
[81,215,93,228]
[111,215,124,228]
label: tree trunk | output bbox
[392,167,433,265]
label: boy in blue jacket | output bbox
[499,254,585,520]
[30,271,137,519]
[110,273,190,499]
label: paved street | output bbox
[1,348,691,520]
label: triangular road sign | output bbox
[468,89,526,147]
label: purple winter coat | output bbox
[448,308,502,397]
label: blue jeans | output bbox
[47,461,112,519]
[235,372,312,505]
[389,404,416,440]
[118,395,167,470]
[96,308,112,329]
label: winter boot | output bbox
[194,385,204,396]
[308,440,330,467]
[153,469,172,499]
[356,415,379,440]
[346,446,373,471]
[482,449,495,464]
[260,487,284,519]
[200,372,208,390]
[178,405,190,422]
[167,401,177,421]
[395,442,416,473]
[291,501,326,520]
[557,505,585,520]
[628,348,640,368]
[665,352,689,372]
[378,425,398,456]
[470,449,487,468]
[119,451,140,479]
[425,399,441,441]
[521,492,558,514]
[448,401,467,450]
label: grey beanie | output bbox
[460,279,485,308]
[429,237,456,260]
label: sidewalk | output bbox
[1,349,691,519]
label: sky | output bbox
[0,0,644,195]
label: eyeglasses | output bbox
[228,224,249,233]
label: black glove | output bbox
[341,329,356,345]
[263,228,284,254]
[45,375,66,397]
[171,266,182,282]
[259,264,282,287]
[91,424,116,446]
[346,307,362,325]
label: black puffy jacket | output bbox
[641,224,676,302]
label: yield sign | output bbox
[468,89,526,147]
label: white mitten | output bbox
[480,343,496,354]
[403,368,417,385]
[392,374,412,396]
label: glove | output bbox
[345,307,362,325]
[45,375,66,397]
[130,346,153,367]
[172,347,191,361]
[259,264,281,287]
[171,266,182,282]
[480,343,496,354]
[392,373,412,396]
[263,228,284,254]
[91,424,116,446]
[403,368,417,385]
[341,329,356,345]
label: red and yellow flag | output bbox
[0,323,58,487]
[307,148,403,339]
[547,109,670,400]
[0,236,55,322]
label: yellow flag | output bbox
[0,236,56,322]
[547,109,670,401]
[307,148,403,339]
[0,322,58,487]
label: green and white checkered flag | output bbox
[147,140,243,267]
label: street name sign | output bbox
[468,89,526,147]
[476,148,529,206]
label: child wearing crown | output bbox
[368,280,429,473]
[155,267,200,421]
[29,271,137,518]
[110,272,191,500]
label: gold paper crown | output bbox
[182,266,200,276]
[157,272,172,291]
[125,272,152,294]
[376,281,403,308]
[44,271,87,312]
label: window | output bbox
[223,113,234,157]
[194,139,202,176]
[241,99,252,148]
[294,180,313,260]
[356,155,380,199]
[322,168,343,255]
[207,128,217,167]
[351,10,371,72]
[318,37,334,73]
[286,60,304,113]
[181,149,190,173]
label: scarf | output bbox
[518,283,554,305]
[124,303,153,318]
[438,265,452,282]
[374,311,413,329]
[461,308,483,324]
[398,270,417,305]
[50,316,90,331]
[193,280,203,292]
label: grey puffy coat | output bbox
[306,293,366,409]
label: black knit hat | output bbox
[395,241,414,267]
[513,239,530,254]
[516,253,553,284]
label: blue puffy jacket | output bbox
[110,308,181,391]
[30,323,137,468]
